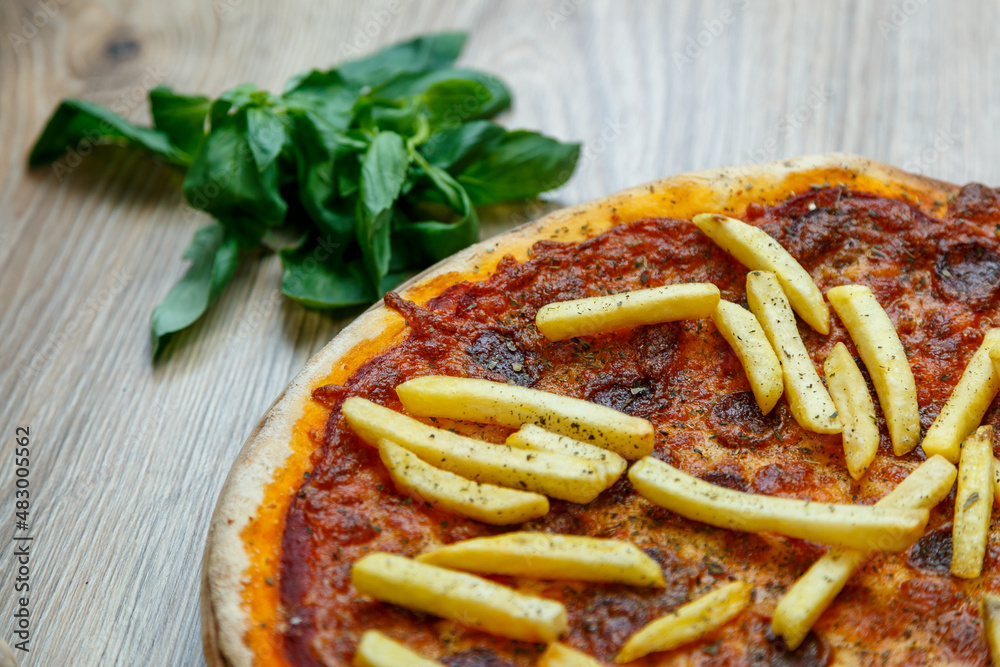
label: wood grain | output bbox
[0,1,997,665]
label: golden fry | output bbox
[615,581,752,663]
[951,426,994,579]
[824,342,879,479]
[343,398,606,503]
[982,593,1000,667]
[395,375,654,459]
[712,299,784,414]
[826,285,919,455]
[535,282,720,341]
[629,456,928,551]
[416,532,665,587]
[506,424,626,487]
[351,553,567,643]
[692,212,829,333]
[993,457,1000,506]
[746,271,840,433]
[922,329,1000,462]
[378,440,549,525]
[353,630,444,667]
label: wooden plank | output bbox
[0,0,996,664]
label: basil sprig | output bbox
[28,33,581,358]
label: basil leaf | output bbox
[376,68,511,121]
[338,32,466,89]
[281,70,358,137]
[148,87,210,159]
[182,109,288,244]
[336,150,363,198]
[208,84,274,128]
[398,160,479,262]
[455,130,581,205]
[288,112,354,241]
[422,79,494,126]
[28,99,187,167]
[419,120,505,170]
[280,242,374,309]
[355,98,422,138]
[150,224,239,357]
[245,107,288,172]
[357,131,410,287]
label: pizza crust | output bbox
[201,153,957,666]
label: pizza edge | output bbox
[201,153,959,667]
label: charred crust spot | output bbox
[708,392,781,448]
[933,240,1000,310]
[587,379,655,416]
[907,524,953,575]
[469,329,537,386]
[698,462,750,492]
[519,501,588,535]
[744,615,831,666]
[568,578,696,659]
[591,475,636,508]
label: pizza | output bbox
[202,154,1000,666]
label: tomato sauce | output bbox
[280,185,1000,666]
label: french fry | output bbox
[823,342,879,480]
[746,271,841,434]
[535,283,720,341]
[351,553,568,643]
[952,426,994,579]
[628,456,928,551]
[614,581,752,663]
[691,212,829,334]
[982,593,1000,667]
[711,300,784,414]
[343,398,607,503]
[354,630,444,667]
[395,375,654,459]
[538,642,604,667]
[416,532,665,587]
[993,457,1000,506]
[922,329,1000,462]
[771,455,957,649]
[378,440,549,525]
[506,424,626,488]
[826,285,920,455]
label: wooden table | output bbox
[1,1,996,664]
